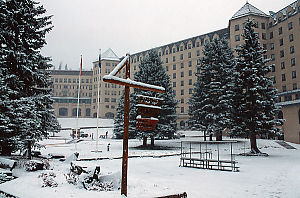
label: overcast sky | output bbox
[38,0,296,70]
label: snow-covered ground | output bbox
[1,118,300,198]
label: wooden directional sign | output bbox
[136,117,159,131]
[136,95,162,130]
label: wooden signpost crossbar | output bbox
[103,54,165,197]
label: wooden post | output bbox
[121,59,130,197]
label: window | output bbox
[262,33,266,40]
[280,50,284,58]
[197,50,200,56]
[86,108,91,116]
[278,111,283,119]
[72,108,81,116]
[166,50,168,55]
[181,107,184,113]
[289,34,294,42]
[263,44,267,50]
[270,43,274,50]
[271,54,275,61]
[235,24,239,31]
[271,65,275,72]
[165,58,168,63]
[59,108,68,116]
[290,46,295,54]
[197,59,201,65]
[188,44,191,49]
[261,23,265,29]
[173,48,176,53]
[188,61,192,67]
[181,63,184,68]
[292,71,297,79]
[279,27,283,35]
[55,78,58,83]
[173,73,176,79]
[166,66,168,71]
[293,83,297,90]
[298,110,300,124]
[181,98,184,103]
[181,90,184,95]
[180,54,183,60]
[270,32,273,39]
[173,56,176,62]
[189,79,192,85]
[282,74,286,81]
[181,81,184,86]
[264,55,268,60]
[189,88,193,94]
[173,64,176,70]
[285,95,292,101]
[173,82,176,87]
[288,22,293,30]
[235,35,240,41]
[297,94,300,100]
[188,52,191,58]
[281,62,285,69]
[181,72,184,77]
[111,98,116,102]
[282,85,287,92]
[272,76,276,84]
[291,58,296,66]
[189,70,192,76]
[280,38,283,46]
[180,46,183,51]
[196,42,200,47]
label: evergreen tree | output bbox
[189,38,235,141]
[134,50,177,146]
[113,90,137,139]
[0,0,60,156]
[231,19,282,154]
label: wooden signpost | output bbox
[103,54,164,197]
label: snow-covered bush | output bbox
[65,171,79,185]
[24,160,50,171]
[83,180,114,192]
[38,172,58,188]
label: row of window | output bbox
[58,108,91,117]
[54,92,92,97]
[173,88,193,96]
[131,40,211,63]
[54,98,91,104]
[53,78,91,84]
[173,79,193,87]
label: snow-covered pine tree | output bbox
[188,38,235,141]
[231,19,282,154]
[0,0,60,156]
[134,50,177,146]
[113,90,137,139]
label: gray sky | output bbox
[38,0,296,70]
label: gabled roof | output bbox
[101,48,120,61]
[231,2,269,20]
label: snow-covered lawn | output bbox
[1,118,300,198]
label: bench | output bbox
[0,158,17,184]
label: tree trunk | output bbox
[250,134,260,153]
[204,130,207,141]
[27,140,32,160]
[143,136,147,147]
[209,134,213,141]
[150,136,155,147]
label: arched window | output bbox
[72,108,81,116]
[105,112,114,119]
[59,108,68,116]
[86,108,91,117]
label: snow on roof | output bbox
[231,2,269,20]
[101,48,120,61]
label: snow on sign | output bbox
[136,95,162,130]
